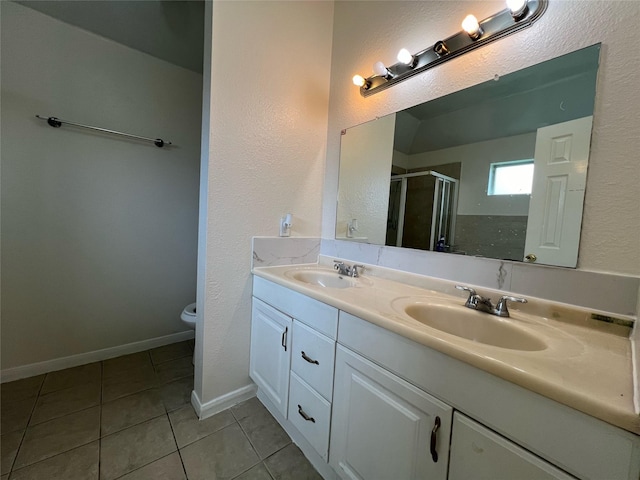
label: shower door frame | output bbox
[389,171,459,250]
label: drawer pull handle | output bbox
[430,416,441,463]
[297,405,316,423]
[301,351,319,365]
[281,327,288,352]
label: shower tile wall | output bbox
[455,215,528,261]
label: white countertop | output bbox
[252,262,640,435]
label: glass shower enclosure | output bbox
[386,171,458,252]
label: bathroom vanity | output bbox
[249,261,640,480]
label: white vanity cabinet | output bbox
[329,332,575,480]
[251,274,640,480]
[337,311,640,480]
[330,345,452,480]
[249,298,292,417]
[251,276,339,467]
[448,413,575,480]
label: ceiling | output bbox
[17,0,205,73]
[392,44,600,154]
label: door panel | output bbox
[524,116,593,267]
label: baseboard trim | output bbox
[191,383,257,420]
[0,330,195,383]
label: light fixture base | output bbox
[359,0,547,97]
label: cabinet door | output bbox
[250,298,292,417]
[330,345,452,480]
[449,413,576,480]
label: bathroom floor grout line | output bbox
[6,377,43,475]
[10,436,101,475]
[1,345,319,478]
[164,410,190,479]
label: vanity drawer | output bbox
[253,276,338,339]
[288,371,331,461]
[291,320,336,401]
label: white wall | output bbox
[1,3,202,369]
[410,133,536,216]
[322,0,640,277]
[196,1,333,408]
[337,114,395,244]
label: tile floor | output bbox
[0,341,321,480]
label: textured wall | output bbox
[1,3,202,369]
[322,0,640,276]
[198,1,333,404]
[411,133,535,216]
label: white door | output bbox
[330,346,452,480]
[249,298,292,417]
[449,413,577,480]
[524,116,593,267]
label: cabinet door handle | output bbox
[430,416,441,463]
[301,351,319,365]
[297,404,316,423]
[281,327,288,351]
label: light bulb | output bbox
[352,75,366,87]
[506,0,528,18]
[462,14,482,39]
[372,61,390,77]
[397,48,415,66]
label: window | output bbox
[488,160,534,196]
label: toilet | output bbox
[181,303,196,364]
[181,302,196,329]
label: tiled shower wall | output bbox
[455,215,528,260]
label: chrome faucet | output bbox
[493,295,528,317]
[333,260,365,278]
[455,285,527,317]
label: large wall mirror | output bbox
[336,44,601,268]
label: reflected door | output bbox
[524,116,593,267]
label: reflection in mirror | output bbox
[336,44,601,268]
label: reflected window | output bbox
[488,160,534,195]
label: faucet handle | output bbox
[455,285,477,308]
[333,260,350,276]
[455,285,476,294]
[494,295,527,317]
[352,264,365,278]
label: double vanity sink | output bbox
[255,261,638,435]
[290,268,545,351]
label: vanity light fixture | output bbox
[507,0,529,18]
[397,48,417,67]
[372,61,393,79]
[462,15,483,39]
[352,74,368,88]
[433,41,450,57]
[352,0,547,97]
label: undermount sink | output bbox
[400,301,547,351]
[289,270,357,289]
